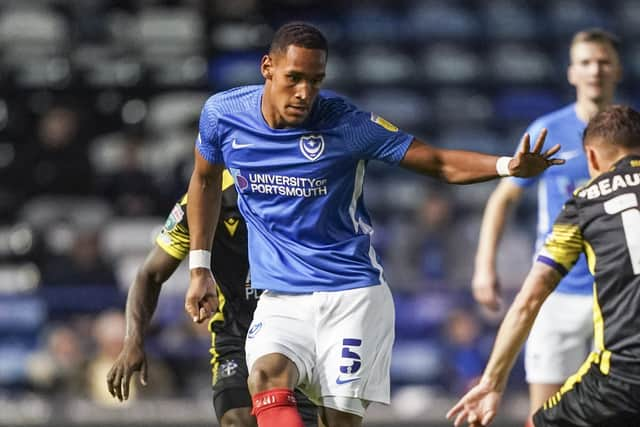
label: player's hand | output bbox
[446,380,502,427]
[106,338,148,402]
[185,268,218,323]
[508,129,564,178]
[471,268,502,312]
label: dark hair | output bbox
[583,105,640,148]
[269,22,328,56]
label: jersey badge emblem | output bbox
[299,135,325,161]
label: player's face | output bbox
[261,45,327,128]
[568,41,622,104]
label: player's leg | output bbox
[318,405,362,427]
[313,284,395,427]
[533,359,640,426]
[294,389,319,427]
[525,292,593,416]
[245,291,317,427]
[211,351,256,427]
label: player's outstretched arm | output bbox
[472,180,524,312]
[185,148,223,323]
[107,246,181,401]
[400,129,564,184]
[446,262,561,426]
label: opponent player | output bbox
[105,171,317,427]
[448,104,640,426]
[184,22,563,427]
[471,29,622,422]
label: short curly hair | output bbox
[269,22,328,56]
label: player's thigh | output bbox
[212,351,253,424]
[526,292,593,383]
[245,291,317,388]
[533,364,640,427]
[220,407,256,427]
[313,284,395,407]
[318,405,362,427]
[295,389,319,427]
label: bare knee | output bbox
[247,353,298,395]
[220,407,256,427]
[319,406,362,427]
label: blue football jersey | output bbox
[197,85,414,293]
[511,104,592,295]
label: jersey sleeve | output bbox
[155,195,190,261]
[536,197,583,276]
[509,119,547,189]
[343,110,414,164]
[196,96,224,165]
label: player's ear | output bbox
[585,145,601,176]
[261,54,273,80]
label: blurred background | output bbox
[0,0,637,426]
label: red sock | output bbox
[252,388,304,427]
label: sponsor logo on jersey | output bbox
[223,217,239,236]
[230,168,249,191]
[248,321,262,339]
[299,134,325,161]
[218,359,239,378]
[231,138,253,149]
[164,203,184,231]
[231,169,329,198]
[370,113,398,132]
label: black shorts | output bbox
[212,351,318,426]
[533,363,640,427]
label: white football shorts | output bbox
[245,283,395,416]
[525,291,594,384]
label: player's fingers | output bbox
[481,410,496,426]
[549,158,566,165]
[122,368,132,401]
[140,360,148,387]
[185,295,200,323]
[198,306,208,323]
[112,367,124,401]
[454,409,468,427]
[106,366,117,397]
[543,143,561,158]
[532,128,548,154]
[446,402,462,420]
[518,133,530,154]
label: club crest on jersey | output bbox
[299,135,325,161]
[248,321,262,339]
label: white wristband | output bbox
[189,250,211,270]
[496,156,512,177]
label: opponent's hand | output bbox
[508,129,564,177]
[185,268,218,323]
[106,339,148,402]
[446,380,503,427]
[471,268,502,312]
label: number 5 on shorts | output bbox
[340,338,362,374]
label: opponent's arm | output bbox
[400,129,563,184]
[472,180,524,311]
[107,246,181,401]
[446,262,561,426]
[185,148,224,323]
